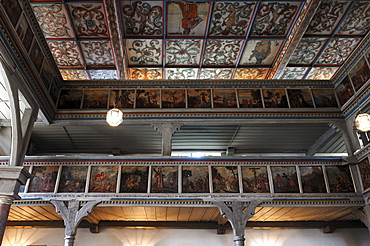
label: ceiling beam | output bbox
[6,220,365,230]
[306,127,339,156]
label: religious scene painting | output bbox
[1,0,22,26]
[300,166,326,193]
[271,166,299,193]
[212,166,239,193]
[238,89,263,108]
[335,76,354,106]
[151,166,178,193]
[312,89,338,108]
[82,90,109,109]
[262,89,289,108]
[30,41,44,72]
[136,89,160,108]
[28,166,59,193]
[349,57,370,92]
[213,89,237,108]
[359,157,370,191]
[240,40,282,65]
[241,166,269,193]
[121,166,149,193]
[89,166,118,193]
[58,166,87,193]
[326,166,355,193]
[58,90,83,109]
[182,166,209,193]
[187,89,211,108]
[167,2,209,37]
[287,89,314,108]
[162,89,186,108]
[16,14,34,52]
[109,90,135,108]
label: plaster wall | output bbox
[2,228,370,246]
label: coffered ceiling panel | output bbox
[29,0,370,80]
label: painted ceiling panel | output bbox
[208,2,255,37]
[203,40,243,66]
[337,1,370,35]
[289,38,328,65]
[48,41,84,68]
[306,67,338,80]
[29,0,370,80]
[129,68,163,80]
[167,2,209,37]
[165,68,198,79]
[32,4,75,39]
[249,2,300,37]
[127,39,162,66]
[166,39,203,66]
[80,40,115,68]
[200,68,232,79]
[279,67,308,79]
[234,68,269,79]
[67,3,110,38]
[121,1,163,37]
[60,70,88,80]
[305,1,351,36]
[316,38,360,65]
[239,39,283,65]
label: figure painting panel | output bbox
[187,89,211,108]
[312,89,338,108]
[212,166,239,193]
[58,90,83,109]
[28,166,59,193]
[30,41,44,72]
[262,89,289,108]
[271,166,299,193]
[326,166,355,193]
[182,166,209,193]
[287,89,314,108]
[89,166,118,193]
[335,76,354,106]
[238,89,262,108]
[151,166,178,193]
[59,166,87,193]
[242,166,269,193]
[110,90,135,108]
[359,157,370,191]
[121,166,149,193]
[213,89,237,108]
[16,15,34,52]
[300,166,326,193]
[240,40,282,65]
[349,57,370,92]
[162,89,186,108]
[167,2,209,37]
[136,89,160,108]
[82,90,109,109]
[1,0,22,26]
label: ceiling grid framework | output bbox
[28,0,370,81]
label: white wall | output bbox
[2,227,370,246]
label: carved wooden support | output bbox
[354,204,370,233]
[214,200,261,246]
[152,122,182,156]
[50,200,101,246]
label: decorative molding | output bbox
[60,79,334,88]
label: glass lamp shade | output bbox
[355,113,370,132]
[106,108,123,127]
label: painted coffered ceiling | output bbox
[28,0,370,81]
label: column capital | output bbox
[0,166,30,199]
